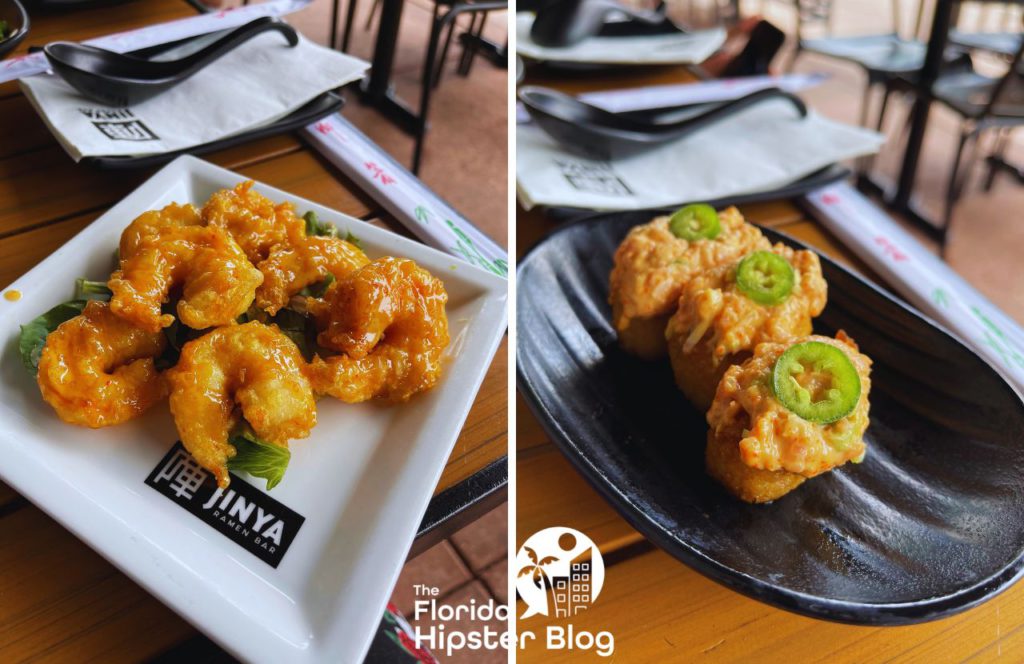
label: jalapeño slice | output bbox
[772,341,861,424]
[736,251,794,306]
[669,204,721,241]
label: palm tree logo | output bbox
[518,527,605,619]
[517,546,559,615]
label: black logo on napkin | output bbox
[554,158,633,197]
[146,442,305,568]
[78,107,159,142]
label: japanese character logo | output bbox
[152,448,210,500]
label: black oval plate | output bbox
[516,210,1024,625]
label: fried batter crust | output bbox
[37,301,167,428]
[308,257,449,403]
[167,322,316,488]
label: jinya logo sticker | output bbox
[516,527,605,619]
[146,442,305,568]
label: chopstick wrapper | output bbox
[304,115,508,278]
[516,13,726,64]
[0,0,312,85]
[805,183,1024,396]
[516,99,885,210]
[20,33,368,160]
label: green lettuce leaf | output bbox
[298,273,335,299]
[303,210,339,238]
[74,278,112,300]
[19,300,87,374]
[344,231,364,251]
[304,210,363,251]
[228,426,291,491]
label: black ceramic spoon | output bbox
[530,0,665,48]
[519,85,809,158]
[43,16,298,107]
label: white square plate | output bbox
[0,156,507,663]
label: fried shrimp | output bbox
[167,322,317,488]
[37,300,167,428]
[256,236,369,314]
[308,257,450,403]
[108,225,263,332]
[202,181,305,264]
[119,202,202,261]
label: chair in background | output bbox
[337,0,495,89]
[335,0,507,173]
[415,0,507,173]
[982,128,1023,190]
[932,35,1024,244]
[949,1,1023,58]
[788,0,934,130]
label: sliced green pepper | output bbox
[736,251,794,306]
[668,204,721,241]
[772,341,861,424]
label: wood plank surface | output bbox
[0,0,508,660]
[515,63,1018,662]
[518,546,1024,663]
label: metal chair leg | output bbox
[458,12,487,76]
[433,11,457,89]
[943,126,977,240]
[339,0,359,51]
[364,0,382,30]
[331,0,342,50]
[983,129,1010,192]
[414,7,448,174]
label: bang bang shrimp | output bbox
[119,202,202,261]
[202,181,305,264]
[108,225,263,332]
[37,300,167,428]
[308,257,450,403]
[256,235,369,314]
[167,321,317,487]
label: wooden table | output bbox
[0,1,506,660]
[516,65,1023,662]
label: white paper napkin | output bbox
[20,33,369,160]
[516,98,885,210]
[516,12,726,64]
